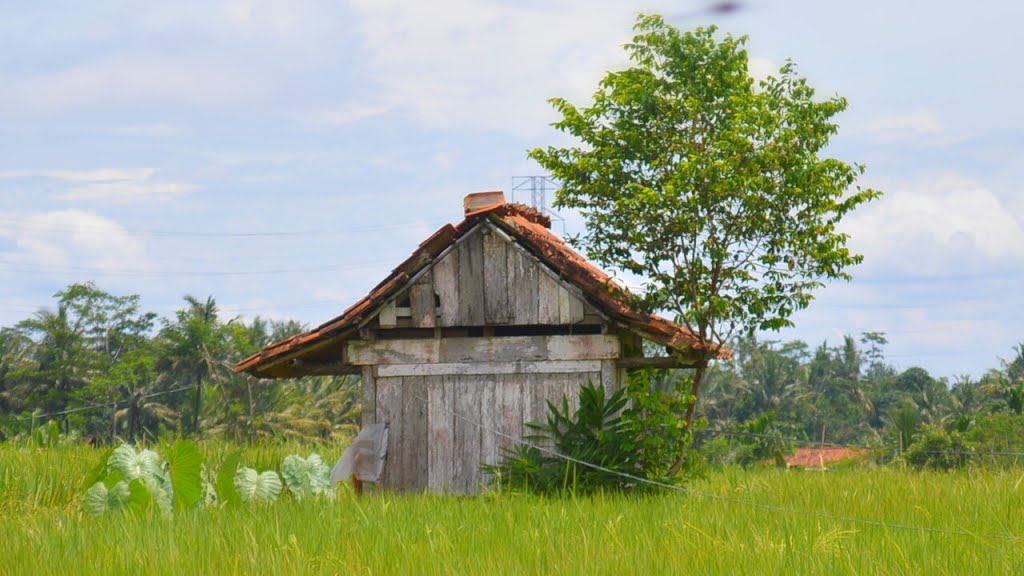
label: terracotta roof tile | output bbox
[236,196,727,377]
[785,447,870,468]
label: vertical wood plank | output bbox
[482,229,509,324]
[433,249,459,327]
[518,374,533,443]
[508,248,539,324]
[558,286,572,324]
[479,376,499,475]
[401,376,429,491]
[600,360,618,396]
[361,367,376,427]
[453,375,481,493]
[428,375,455,492]
[527,374,553,450]
[528,374,548,427]
[537,272,561,324]
[545,373,569,420]
[568,293,585,323]
[565,372,584,414]
[457,231,485,326]
[498,374,524,455]
[379,301,397,328]
[409,276,436,328]
[375,376,403,489]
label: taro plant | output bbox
[83,441,203,515]
[233,467,283,503]
[82,443,330,513]
[84,444,170,515]
[281,453,331,500]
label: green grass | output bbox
[2,443,1023,575]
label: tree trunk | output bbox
[668,362,708,476]
[193,370,202,438]
[682,363,708,430]
[110,398,117,442]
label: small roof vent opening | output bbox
[464,191,506,215]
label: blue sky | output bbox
[1,1,1021,379]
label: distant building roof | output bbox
[785,447,870,469]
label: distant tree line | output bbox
[0,282,360,443]
[690,332,1024,468]
[2,282,1022,466]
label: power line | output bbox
[0,216,451,239]
[411,392,1018,541]
[0,257,403,278]
[17,384,198,421]
[698,429,1024,458]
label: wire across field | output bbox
[1,443,1022,575]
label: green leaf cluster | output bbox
[233,467,283,503]
[488,378,695,495]
[280,453,331,500]
[84,443,175,515]
[530,14,881,349]
[904,425,971,471]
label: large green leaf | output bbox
[81,446,115,491]
[281,453,331,500]
[216,450,244,507]
[108,444,162,481]
[143,475,173,515]
[127,478,155,514]
[167,440,203,509]
[83,480,130,515]
[234,467,282,504]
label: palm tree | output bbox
[157,296,225,437]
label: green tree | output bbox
[158,296,226,437]
[530,15,880,467]
[12,283,155,434]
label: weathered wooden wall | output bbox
[430,225,594,327]
[371,369,609,493]
[358,222,626,493]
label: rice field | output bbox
[1,443,1022,575]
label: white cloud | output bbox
[59,181,196,202]
[109,123,181,137]
[1,53,256,115]
[747,57,777,82]
[855,109,954,146]
[0,210,148,275]
[347,0,653,136]
[304,102,392,127]
[842,173,1024,276]
[0,168,197,203]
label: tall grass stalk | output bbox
[1,445,1022,574]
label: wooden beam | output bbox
[287,359,361,375]
[376,360,603,378]
[615,357,699,370]
[348,334,620,366]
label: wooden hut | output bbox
[236,191,723,493]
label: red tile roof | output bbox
[785,447,870,469]
[236,194,727,377]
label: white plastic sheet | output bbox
[330,423,389,486]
